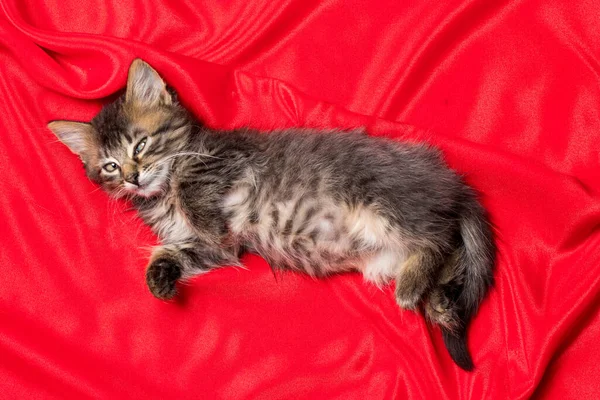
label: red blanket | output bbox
[2,1,599,398]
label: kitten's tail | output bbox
[427,197,495,371]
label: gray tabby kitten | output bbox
[48,59,495,371]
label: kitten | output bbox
[48,59,495,371]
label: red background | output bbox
[1,0,600,398]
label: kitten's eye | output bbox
[134,137,147,156]
[103,162,119,172]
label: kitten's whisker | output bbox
[106,186,130,230]
[46,137,72,146]
[87,185,104,195]
[138,245,156,254]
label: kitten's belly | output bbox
[244,221,356,276]
[223,186,401,278]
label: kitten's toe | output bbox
[394,280,425,310]
[424,290,459,330]
[146,258,182,300]
[395,292,421,310]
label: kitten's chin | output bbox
[132,186,164,198]
[123,181,166,198]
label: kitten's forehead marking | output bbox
[124,103,169,135]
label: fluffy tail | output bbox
[428,198,495,371]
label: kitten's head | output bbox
[48,59,191,198]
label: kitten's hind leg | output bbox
[394,247,441,310]
[146,242,239,300]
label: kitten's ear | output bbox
[47,121,95,158]
[126,59,172,107]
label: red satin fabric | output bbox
[1,1,600,398]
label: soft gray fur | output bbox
[48,59,495,371]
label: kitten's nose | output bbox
[124,171,139,186]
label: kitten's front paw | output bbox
[146,258,182,300]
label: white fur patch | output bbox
[223,186,252,234]
[316,218,334,239]
[362,249,405,286]
[223,186,250,208]
[345,206,391,248]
